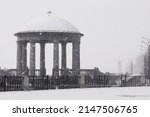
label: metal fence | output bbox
[29,76,80,90]
[85,75,150,87]
[0,76,23,91]
[0,75,150,92]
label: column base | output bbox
[40,68,46,76]
[52,68,59,76]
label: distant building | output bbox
[117,60,122,75]
[0,69,11,76]
[125,59,133,75]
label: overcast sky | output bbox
[0,0,150,74]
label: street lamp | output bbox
[140,45,147,52]
[141,37,150,78]
[141,36,150,45]
[141,40,149,46]
[140,45,147,75]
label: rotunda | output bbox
[15,16,84,76]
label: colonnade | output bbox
[16,40,80,76]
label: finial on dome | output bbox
[47,11,52,16]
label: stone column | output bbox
[40,42,46,76]
[22,42,27,75]
[61,42,67,69]
[30,41,36,76]
[53,40,59,76]
[72,40,80,75]
[17,41,22,75]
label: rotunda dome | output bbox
[18,16,80,33]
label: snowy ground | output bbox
[0,86,150,100]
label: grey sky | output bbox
[0,0,150,73]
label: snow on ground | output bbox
[0,86,150,100]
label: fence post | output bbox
[55,76,59,89]
[145,76,147,86]
[46,75,49,89]
[139,76,141,86]
[120,75,122,87]
[124,75,127,87]
[22,76,30,91]
[104,75,105,87]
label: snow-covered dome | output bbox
[19,16,80,33]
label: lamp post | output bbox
[140,48,146,75]
[141,36,150,45]
[141,37,150,78]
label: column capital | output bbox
[61,42,67,46]
[40,41,46,44]
[29,40,36,44]
[53,39,59,44]
[22,41,28,44]
[39,40,46,44]
[39,42,46,47]
[72,39,81,45]
[16,41,23,45]
[17,41,28,45]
